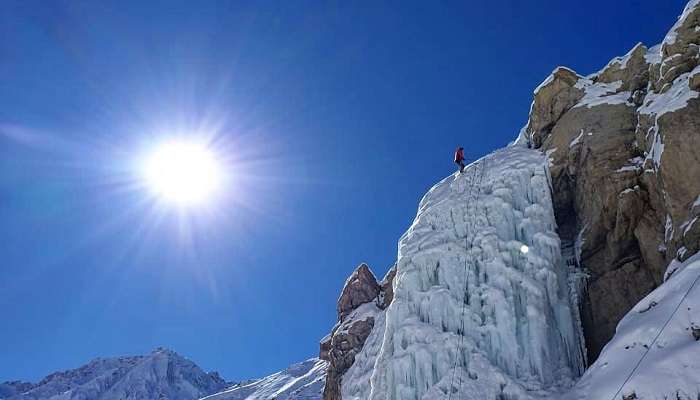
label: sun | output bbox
[143,140,223,206]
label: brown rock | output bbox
[378,264,397,309]
[526,67,585,147]
[337,264,380,321]
[655,2,700,90]
[525,19,700,359]
[321,263,390,400]
[536,97,670,360]
[690,68,700,90]
[319,334,332,362]
[322,318,375,400]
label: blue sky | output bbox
[0,0,688,383]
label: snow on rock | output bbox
[644,44,662,64]
[533,67,579,95]
[573,79,631,109]
[360,147,585,400]
[201,359,326,400]
[639,70,700,117]
[662,0,700,46]
[563,253,700,400]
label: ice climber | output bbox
[454,146,465,173]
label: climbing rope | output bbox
[607,266,700,400]
[447,155,488,400]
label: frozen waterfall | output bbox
[364,147,586,400]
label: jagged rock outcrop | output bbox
[320,264,395,400]
[517,0,700,361]
[337,264,380,320]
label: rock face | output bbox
[516,0,700,361]
[320,264,395,400]
[2,348,228,400]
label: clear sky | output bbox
[0,0,688,383]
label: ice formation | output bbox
[359,147,585,400]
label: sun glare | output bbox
[143,140,223,206]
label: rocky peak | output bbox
[595,42,650,92]
[336,263,380,321]
[527,66,585,147]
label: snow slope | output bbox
[563,253,700,400]
[200,359,326,400]
[358,147,585,400]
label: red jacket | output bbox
[454,148,464,163]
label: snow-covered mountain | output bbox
[0,350,326,400]
[1,348,227,400]
[200,359,326,400]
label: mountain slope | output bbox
[1,348,227,400]
[200,359,326,400]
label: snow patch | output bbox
[665,214,674,243]
[615,157,644,173]
[574,79,632,109]
[640,70,700,117]
[682,216,699,237]
[569,130,585,148]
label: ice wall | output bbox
[366,147,585,400]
